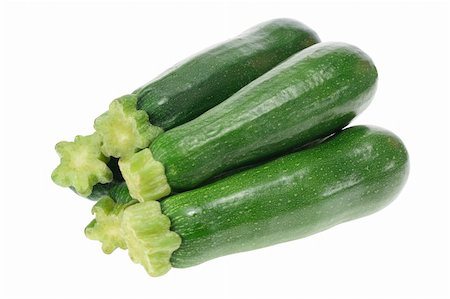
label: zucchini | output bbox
[120,125,409,276]
[120,42,378,202]
[84,138,341,253]
[95,18,320,158]
[53,18,320,197]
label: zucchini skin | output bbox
[135,18,320,130]
[80,158,124,201]
[86,182,133,203]
[162,126,409,268]
[151,42,378,191]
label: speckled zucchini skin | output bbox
[162,126,409,268]
[134,18,320,130]
[151,42,378,191]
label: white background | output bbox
[1,1,449,298]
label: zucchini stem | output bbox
[52,133,113,197]
[85,196,138,254]
[119,149,171,202]
[94,95,163,158]
[121,201,181,277]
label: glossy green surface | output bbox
[83,181,133,203]
[162,126,409,268]
[108,181,134,204]
[135,18,320,130]
[152,42,378,191]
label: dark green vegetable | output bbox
[54,19,320,196]
[134,18,320,130]
[107,181,134,204]
[95,18,320,158]
[121,125,409,276]
[84,180,133,202]
[120,42,378,202]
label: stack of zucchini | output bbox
[52,19,409,277]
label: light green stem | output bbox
[85,196,138,254]
[119,148,171,202]
[122,201,181,277]
[94,95,163,158]
[52,133,113,197]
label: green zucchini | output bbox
[120,125,409,276]
[120,42,378,202]
[53,18,320,197]
[84,137,343,254]
[95,18,320,158]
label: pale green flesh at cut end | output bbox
[119,148,171,202]
[85,196,138,254]
[52,133,113,197]
[122,201,181,277]
[94,95,163,159]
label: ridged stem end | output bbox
[119,149,171,202]
[85,196,138,254]
[52,133,113,197]
[94,95,163,158]
[122,201,181,277]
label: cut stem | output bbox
[85,196,138,254]
[94,95,163,158]
[119,149,171,202]
[52,133,113,197]
[121,201,181,277]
